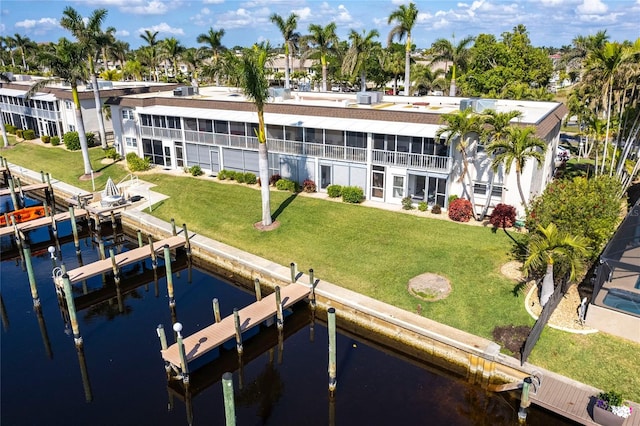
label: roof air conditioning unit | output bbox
[357,93,371,105]
[173,86,194,96]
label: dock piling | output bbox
[69,206,80,255]
[328,307,337,393]
[213,298,221,323]
[137,230,143,248]
[46,173,56,212]
[518,377,532,423]
[98,240,106,260]
[290,262,297,283]
[163,245,175,307]
[309,268,316,308]
[171,219,177,236]
[109,248,120,285]
[157,324,171,376]
[61,273,82,346]
[8,177,19,210]
[23,241,40,308]
[275,286,283,330]
[148,235,157,269]
[182,224,191,258]
[254,278,262,301]
[222,372,236,426]
[233,308,243,355]
[173,322,189,383]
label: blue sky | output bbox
[1,0,639,50]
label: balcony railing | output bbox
[372,150,451,172]
[140,126,182,140]
[0,103,60,121]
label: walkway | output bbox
[0,209,88,237]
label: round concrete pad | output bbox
[408,273,451,301]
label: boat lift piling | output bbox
[328,307,337,394]
[69,206,81,255]
[254,278,262,301]
[61,273,82,347]
[7,176,19,211]
[22,240,40,308]
[163,245,175,307]
[212,298,221,323]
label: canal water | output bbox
[0,200,577,425]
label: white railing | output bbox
[372,150,451,172]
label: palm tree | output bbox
[486,125,546,211]
[430,34,475,96]
[161,37,185,79]
[13,34,35,71]
[196,28,226,86]
[342,29,379,92]
[122,60,143,81]
[0,72,10,147]
[30,39,92,176]
[379,47,405,95]
[2,36,17,68]
[387,2,418,96]
[584,41,629,174]
[60,6,110,149]
[140,30,159,82]
[301,23,338,92]
[412,64,446,95]
[524,223,589,307]
[109,40,130,72]
[270,13,299,90]
[239,43,274,227]
[181,48,204,82]
[435,107,484,217]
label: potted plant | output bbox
[593,390,633,425]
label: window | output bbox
[473,183,487,195]
[199,119,213,133]
[229,121,245,136]
[392,175,404,198]
[167,116,181,129]
[284,126,303,142]
[140,114,152,127]
[266,124,283,140]
[184,118,198,131]
[125,137,137,148]
[324,129,343,146]
[213,120,227,134]
[153,115,166,128]
[65,100,73,110]
[305,128,323,144]
[346,131,365,148]
[69,124,76,132]
[122,109,134,120]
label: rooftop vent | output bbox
[173,86,195,97]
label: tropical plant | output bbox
[342,29,380,92]
[29,38,92,175]
[13,34,35,71]
[161,37,186,79]
[270,13,299,90]
[197,28,226,86]
[448,198,474,222]
[301,23,338,92]
[239,42,274,227]
[412,64,446,95]
[60,6,110,149]
[523,223,589,306]
[436,107,484,218]
[387,2,418,96]
[341,186,364,203]
[486,125,546,211]
[140,30,159,82]
[430,34,475,96]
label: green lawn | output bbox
[2,136,639,401]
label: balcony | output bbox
[372,150,451,172]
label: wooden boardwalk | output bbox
[0,182,49,196]
[62,235,186,284]
[161,283,310,369]
[530,374,640,426]
[0,209,88,237]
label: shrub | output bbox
[448,198,474,222]
[126,152,151,172]
[418,201,428,212]
[269,174,281,186]
[401,196,414,210]
[490,203,516,228]
[5,125,16,134]
[235,172,246,183]
[327,184,342,198]
[63,131,81,150]
[86,132,96,147]
[302,179,317,193]
[276,178,298,192]
[431,204,442,214]
[189,165,203,176]
[22,129,36,140]
[50,136,60,146]
[217,170,228,180]
[227,170,237,180]
[41,135,51,144]
[341,186,363,203]
[16,129,23,139]
[104,148,120,160]
[244,172,257,184]
[448,194,459,204]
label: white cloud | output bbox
[538,0,564,5]
[116,29,130,37]
[214,8,254,29]
[576,0,608,14]
[334,4,353,23]
[122,1,169,15]
[138,22,184,35]
[203,0,224,3]
[15,17,59,33]
[292,7,312,21]
[201,8,211,15]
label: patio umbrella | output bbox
[103,177,120,197]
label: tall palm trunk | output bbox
[515,168,528,211]
[88,57,108,149]
[360,69,366,92]
[459,138,477,219]
[257,110,272,226]
[404,38,410,96]
[284,51,291,89]
[321,56,328,92]
[72,87,93,175]
[1,113,8,148]
[449,64,457,97]
[600,75,614,175]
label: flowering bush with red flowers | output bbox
[490,203,516,228]
[448,198,474,222]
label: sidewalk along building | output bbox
[0,76,178,144]
[107,87,567,217]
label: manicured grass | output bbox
[2,138,639,401]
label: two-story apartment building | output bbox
[108,87,566,217]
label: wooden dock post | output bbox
[77,345,93,403]
[110,211,117,231]
[328,307,337,394]
[3,212,8,228]
[98,240,106,260]
[254,278,262,301]
[61,273,82,346]
[156,324,172,376]
[222,372,236,426]
[22,241,41,308]
[213,298,221,323]
[233,308,243,355]
[69,206,81,255]
[518,377,532,423]
[182,223,191,258]
[171,219,177,236]
[148,235,157,269]
[163,245,175,307]
[309,268,316,308]
[290,262,297,283]
[8,176,19,210]
[43,199,50,217]
[109,248,120,285]
[173,322,189,383]
[275,286,283,330]
[137,230,143,247]
[46,173,56,212]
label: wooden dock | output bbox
[0,182,49,196]
[161,283,310,368]
[0,209,88,237]
[529,374,640,426]
[62,235,187,285]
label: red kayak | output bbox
[0,206,49,226]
